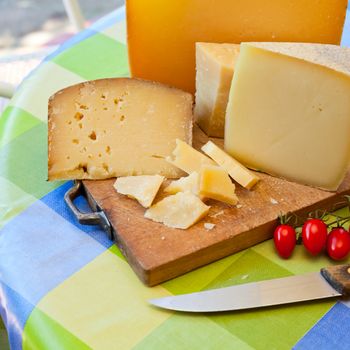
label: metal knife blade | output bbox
[149,271,341,312]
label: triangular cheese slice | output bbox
[114,175,164,208]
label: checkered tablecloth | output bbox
[1,6,350,350]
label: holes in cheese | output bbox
[88,131,97,141]
[225,43,350,191]
[127,0,347,93]
[114,175,164,208]
[74,112,84,121]
[48,78,193,180]
[166,139,215,174]
[194,42,240,138]
[202,141,259,190]
[199,166,238,205]
[144,192,210,230]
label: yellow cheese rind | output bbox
[114,175,164,208]
[48,78,193,180]
[225,43,350,191]
[194,43,240,137]
[164,172,199,195]
[144,192,210,229]
[166,139,215,175]
[127,0,347,93]
[199,166,238,205]
[201,141,259,189]
[247,42,350,76]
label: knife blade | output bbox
[149,264,350,312]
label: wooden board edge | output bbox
[122,192,350,286]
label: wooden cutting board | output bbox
[81,127,350,286]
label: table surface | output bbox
[1,6,350,350]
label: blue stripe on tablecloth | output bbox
[341,9,350,47]
[0,200,107,306]
[0,281,34,350]
[89,7,125,32]
[294,302,350,350]
[40,182,113,249]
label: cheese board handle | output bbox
[64,181,113,240]
[320,264,350,296]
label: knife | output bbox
[149,264,350,312]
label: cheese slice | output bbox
[202,141,259,189]
[199,166,238,205]
[145,192,210,229]
[114,175,164,208]
[225,43,350,191]
[195,43,240,137]
[48,78,193,180]
[166,139,215,174]
[127,0,347,93]
[164,172,199,196]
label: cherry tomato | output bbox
[302,219,327,255]
[274,224,296,258]
[326,228,350,260]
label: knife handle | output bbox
[320,264,350,296]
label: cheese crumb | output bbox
[209,210,224,218]
[236,204,243,209]
[204,223,216,230]
[270,198,278,205]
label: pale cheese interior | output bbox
[114,175,164,208]
[202,141,259,190]
[48,78,193,180]
[225,43,350,191]
[166,139,215,175]
[164,172,200,196]
[144,192,210,229]
[199,166,238,205]
[194,42,240,137]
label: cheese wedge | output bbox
[145,192,210,229]
[202,141,259,189]
[48,78,193,180]
[164,172,200,196]
[114,175,164,208]
[127,0,347,93]
[225,43,350,191]
[195,43,240,137]
[199,166,238,205]
[166,139,215,174]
